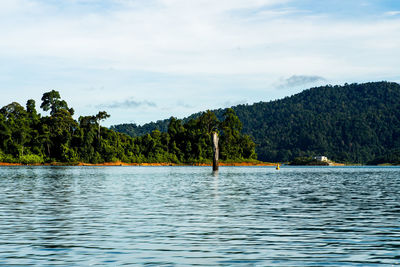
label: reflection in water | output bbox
[0,166,400,266]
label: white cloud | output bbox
[1,0,399,77]
[97,98,157,109]
[276,75,326,89]
[0,0,400,124]
[385,11,400,16]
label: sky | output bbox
[1,0,399,126]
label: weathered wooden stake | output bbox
[212,132,219,171]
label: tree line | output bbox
[0,90,256,164]
[112,82,400,164]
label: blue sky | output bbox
[1,0,399,126]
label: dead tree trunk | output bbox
[212,132,219,171]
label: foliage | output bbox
[111,81,400,164]
[19,154,44,164]
[289,156,329,166]
[0,91,256,164]
[40,90,74,116]
[367,149,400,165]
[110,120,170,137]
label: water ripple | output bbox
[0,166,399,266]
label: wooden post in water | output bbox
[212,132,219,171]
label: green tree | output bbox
[26,99,42,156]
[0,102,30,157]
[219,108,243,160]
[95,111,110,140]
[40,90,74,116]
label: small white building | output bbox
[313,156,328,162]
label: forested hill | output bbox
[112,82,400,164]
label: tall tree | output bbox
[0,102,30,157]
[40,90,74,116]
[26,99,42,156]
[95,111,110,140]
[219,108,243,160]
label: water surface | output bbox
[0,166,399,266]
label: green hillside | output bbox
[112,82,400,163]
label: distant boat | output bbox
[276,164,280,170]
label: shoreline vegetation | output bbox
[289,156,347,166]
[0,90,258,166]
[1,162,397,166]
[0,160,275,167]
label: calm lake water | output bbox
[0,166,399,266]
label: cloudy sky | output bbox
[1,0,399,126]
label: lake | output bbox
[0,166,399,266]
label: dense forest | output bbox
[112,82,400,164]
[0,90,256,164]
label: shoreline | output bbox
[0,161,276,167]
[1,161,395,167]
